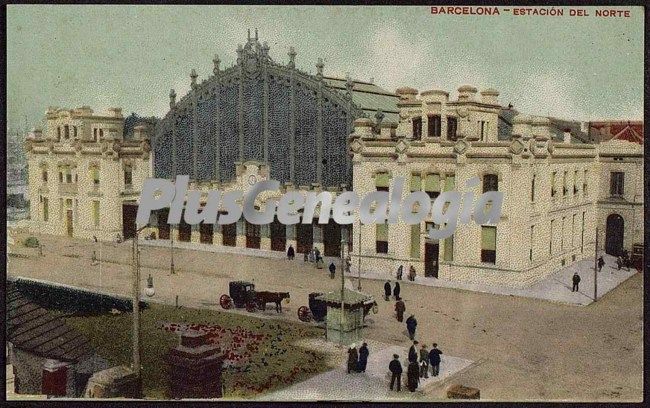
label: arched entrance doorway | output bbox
[605,214,624,256]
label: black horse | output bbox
[255,291,290,313]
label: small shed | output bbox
[317,289,374,344]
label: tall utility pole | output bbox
[132,225,147,388]
[594,227,598,302]
[170,225,176,274]
[340,235,347,346]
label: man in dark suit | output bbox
[389,354,403,391]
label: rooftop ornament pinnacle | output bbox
[213,55,221,75]
[288,46,296,68]
[345,73,354,98]
[169,89,176,108]
[190,69,198,88]
[373,110,385,133]
[316,58,324,78]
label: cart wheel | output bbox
[372,304,379,314]
[220,294,232,309]
[298,306,312,322]
[245,302,257,313]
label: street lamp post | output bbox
[170,224,176,274]
[132,225,147,388]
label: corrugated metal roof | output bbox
[7,283,94,362]
[323,76,400,121]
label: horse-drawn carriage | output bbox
[297,291,378,323]
[220,281,290,313]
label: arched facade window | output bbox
[482,174,498,193]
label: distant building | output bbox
[589,121,643,144]
[24,106,152,241]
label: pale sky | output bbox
[7,5,644,131]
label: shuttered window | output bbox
[91,167,99,185]
[427,115,441,137]
[481,226,496,264]
[610,172,624,196]
[412,117,422,140]
[375,172,390,192]
[410,224,420,259]
[376,223,388,254]
[447,117,458,140]
[410,174,422,192]
[424,173,440,199]
[444,174,456,192]
[482,174,498,192]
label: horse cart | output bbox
[220,281,290,313]
[298,292,379,323]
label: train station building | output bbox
[24,33,644,287]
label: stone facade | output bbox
[24,107,152,242]
[348,85,643,288]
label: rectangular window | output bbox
[376,223,388,254]
[92,201,100,227]
[42,197,49,221]
[412,117,422,140]
[529,225,534,262]
[531,174,536,202]
[64,125,70,139]
[124,167,133,187]
[443,233,454,262]
[410,224,420,259]
[57,127,61,141]
[583,170,588,195]
[581,212,585,253]
[444,174,455,192]
[73,126,78,138]
[42,170,48,182]
[573,170,578,195]
[424,173,440,199]
[410,174,422,192]
[447,117,458,140]
[482,174,498,193]
[93,128,98,141]
[65,169,72,184]
[610,172,624,196]
[550,220,554,255]
[563,171,568,196]
[481,226,496,264]
[478,121,486,140]
[427,115,441,137]
[91,167,100,185]
[572,214,576,248]
[551,172,556,197]
[375,172,390,192]
[59,198,63,220]
[561,217,565,250]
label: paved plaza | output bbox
[6,228,644,401]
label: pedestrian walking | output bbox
[388,354,402,391]
[406,314,418,340]
[395,299,406,322]
[408,340,418,363]
[407,360,420,392]
[396,264,404,280]
[572,272,581,292]
[329,262,336,279]
[357,342,369,373]
[384,281,391,301]
[393,281,401,300]
[287,245,295,260]
[347,344,358,374]
[428,343,442,377]
[314,247,321,262]
[597,256,605,272]
[419,344,429,378]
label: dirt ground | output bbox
[7,229,643,401]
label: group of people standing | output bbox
[346,342,370,374]
[389,341,443,392]
[395,264,417,281]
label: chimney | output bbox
[480,88,499,105]
[107,107,123,118]
[457,85,478,102]
[563,128,572,144]
[420,89,449,104]
[395,87,419,101]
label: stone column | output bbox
[260,224,271,250]
[171,225,179,241]
[235,219,246,247]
